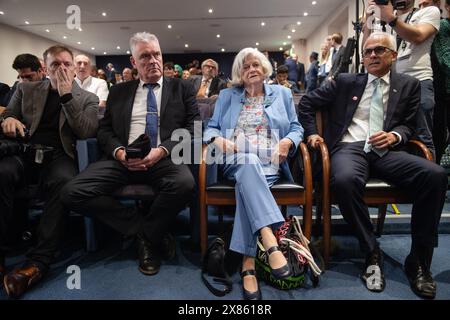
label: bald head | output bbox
[74,54,92,81]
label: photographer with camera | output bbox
[0,45,99,299]
[363,0,441,159]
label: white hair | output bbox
[129,32,160,56]
[364,32,397,52]
[230,48,273,86]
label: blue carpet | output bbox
[1,233,449,300]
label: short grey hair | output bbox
[364,32,397,52]
[129,32,160,56]
[231,48,273,86]
[201,58,219,70]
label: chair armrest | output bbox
[298,142,313,193]
[407,140,433,161]
[76,138,100,172]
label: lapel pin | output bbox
[393,89,398,93]
[352,96,358,101]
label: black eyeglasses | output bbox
[362,46,393,58]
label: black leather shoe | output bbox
[241,269,261,300]
[404,254,436,299]
[137,237,161,276]
[267,246,292,279]
[3,262,46,299]
[161,233,176,261]
[360,248,385,293]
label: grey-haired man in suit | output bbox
[0,45,99,298]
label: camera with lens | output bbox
[374,0,408,10]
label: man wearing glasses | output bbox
[298,32,446,299]
[0,45,99,298]
[190,58,227,99]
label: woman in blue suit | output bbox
[203,48,304,300]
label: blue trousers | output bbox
[221,153,285,257]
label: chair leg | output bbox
[84,217,97,252]
[200,203,208,256]
[375,204,388,237]
[281,205,288,216]
[322,203,331,267]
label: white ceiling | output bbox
[0,0,343,55]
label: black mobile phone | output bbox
[125,147,144,160]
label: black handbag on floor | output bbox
[201,237,233,296]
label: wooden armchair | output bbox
[198,143,313,256]
[312,111,433,266]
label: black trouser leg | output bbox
[136,159,195,246]
[0,156,26,255]
[60,160,143,237]
[26,151,77,267]
[371,150,447,251]
[331,142,378,253]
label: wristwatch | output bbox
[388,17,398,28]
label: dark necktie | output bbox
[332,48,337,63]
[144,83,158,148]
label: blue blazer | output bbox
[204,84,304,181]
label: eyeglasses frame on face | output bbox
[362,46,394,58]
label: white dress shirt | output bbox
[341,72,401,145]
[128,78,163,145]
[75,76,109,102]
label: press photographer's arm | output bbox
[363,0,438,45]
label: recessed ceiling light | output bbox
[208,8,213,13]
[184,44,189,48]
[283,42,287,45]
[287,35,292,39]
[45,29,50,32]
[168,24,172,29]
[63,36,67,39]
[126,50,130,54]
[261,22,265,27]
[77,41,81,44]
[91,47,95,50]
[291,29,296,33]
[312,1,317,5]
[0,11,5,15]
[25,21,30,25]
[103,52,107,55]
[297,21,302,25]
[221,48,225,52]
[304,12,309,16]
[279,47,283,51]
[102,12,107,17]
[78,27,82,31]
[216,34,220,38]
[255,42,259,46]
[116,46,121,50]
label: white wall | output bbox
[302,0,357,71]
[0,23,94,85]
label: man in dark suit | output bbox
[305,51,319,93]
[61,32,200,276]
[0,45,99,298]
[190,58,227,99]
[328,33,347,80]
[298,32,447,299]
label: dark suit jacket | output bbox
[329,46,347,79]
[305,61,319,92]
[3,81,99,158]
[298,72,420,152]
[297,62,306,86]
[190,75,227,97]
[98,77,200,158]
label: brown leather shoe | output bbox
[3,263,45,299]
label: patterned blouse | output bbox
[233,95,279,176]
